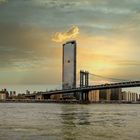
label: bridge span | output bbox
[41,81,140,96]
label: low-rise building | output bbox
[9,91,16,99]
[35,93,44,100]
[0,89,9,100]
[51,94,62,100]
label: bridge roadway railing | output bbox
[42,81,140,95]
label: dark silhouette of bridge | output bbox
[25,71,140,101]
[40,71,140,101]
[41,81,140,95]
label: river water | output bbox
[0,103,139,140]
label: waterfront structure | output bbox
[35,93,44,100]
[51,94,62,100]
[62,40,76,99]
[0,89,9,100]
[122,91,138,102]
[99,88,122,101]
[42,81,140,101]
[89,90,99,102]
[99,89,111,101]
[9,91,16,98]
[122,91,128,101]
[128,91,132,101]
[110,88,122,100]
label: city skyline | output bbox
[0,0,140,87]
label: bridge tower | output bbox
[80,70,89,101]
[80,70,84,87]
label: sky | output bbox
[0,0,140,92]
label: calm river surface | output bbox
[0,103,139,140]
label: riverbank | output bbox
[0,99,140,104]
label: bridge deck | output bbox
[42,81,140,95]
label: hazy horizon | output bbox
[0,84,140,95]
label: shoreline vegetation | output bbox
[0,99,140,104]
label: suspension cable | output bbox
[89,73,130,82]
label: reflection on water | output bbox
[60,105,90,140]
[0,103,140,140]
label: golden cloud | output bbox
[52,26,79,43]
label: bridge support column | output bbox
[80,71,84,87]
[85,71,89,87]
[84,92,89,101]
[81,92,84,101]
[80,92,89,102]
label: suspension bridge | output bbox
[40,70,140,101]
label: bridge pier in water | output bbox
[80,70,89,102]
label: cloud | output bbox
[0,0,7,4]
[0,24,59,69]
[33,0,88,9]
[52,26,79,43]
[0,24,62,84]
[116,60,140,66]
[89,6,136,15]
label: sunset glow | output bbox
[0,0,140,85]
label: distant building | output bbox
[110,88,122,100]
[13,91,16,96]
[98,88,122,101]
[89,90,99,102]
[122,91,128,101]
[99,89,111,101]
[51,94,62,100]
[122,91,138,102]
[0,89,9,100]
[26,90,30,95]
[9,91,16,99]
[138,94,140,101]
[35,93,44,100]
[62,40,76,99]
